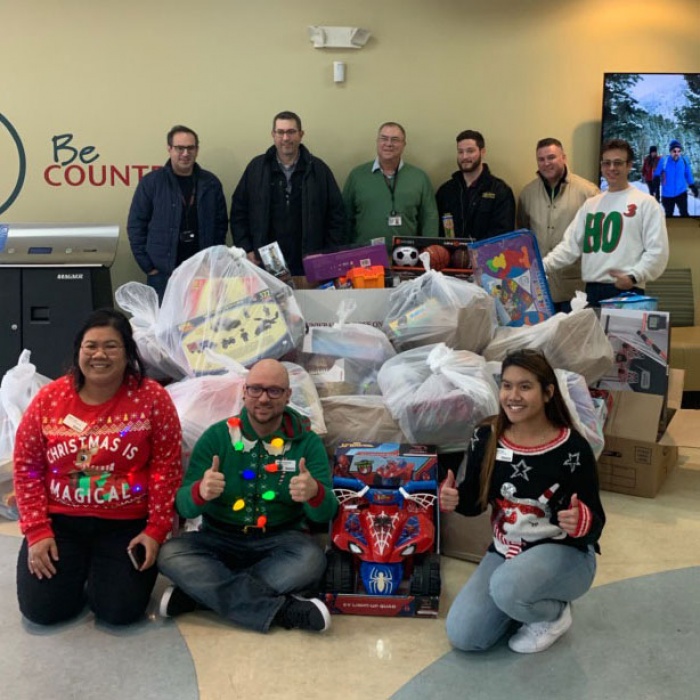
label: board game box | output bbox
[469,229,555,326]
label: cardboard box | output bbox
[293,288,393,329]
[597,369,684,497]
[324,442,440,617]
[303,243,390,283]
[390,235,473,280]
[440,509,492,563]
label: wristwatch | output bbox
[628,274,637,284]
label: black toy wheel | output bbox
[324,549,355,594]
[409,553,441,596]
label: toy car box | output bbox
[302,243,390,283]
[469,229,555,326]
[596,308,670,397]
[323,441,441,618]
[390,235,473,281]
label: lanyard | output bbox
[179,176,197,229]
[382,168,399,215]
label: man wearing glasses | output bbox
[127,125,228,302]
[158,359,337,633]
[230,111,346,276]
[343,122,439,248]
[654,139,698,217]
[543,139,668,307]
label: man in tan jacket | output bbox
[517,138,599,311]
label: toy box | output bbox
[390,235,473,281]
[322,441,441,618]
[599,292,658,311]
[302,243,390,283]
[596,308,670,397]
[469,229,555,326]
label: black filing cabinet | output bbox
[0,267,113,379]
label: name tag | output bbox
[388,215,403,226]
[278,459,297,473]
[63,414,88,433]
[496,447,514,462]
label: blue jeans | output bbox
[157,525,327,632]
[16,515,157,626]
[445,544,597,651]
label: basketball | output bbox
[451,248,471,269]
[423,244,451,271]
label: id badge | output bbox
[496,447,514,462]
[278,459,296,473]
[388,215,402,227]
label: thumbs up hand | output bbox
[557,493,582,536]
[440,469,459,513]
[289,458,319,503]
[199,455,226,501]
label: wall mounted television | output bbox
[601,73,699,218]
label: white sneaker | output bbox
[508,603,572,653]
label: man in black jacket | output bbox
[436,130,515,240]
[127,125,228,301]
[230,111,347,276]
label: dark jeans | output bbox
[146,271,169,303]
[646,177,661,202]
[16,515,157,626]
[157,525,327,633]
[584,282,643,308]
[662,192,688,217]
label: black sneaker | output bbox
[159,585,198,618]
[275,595,331,632]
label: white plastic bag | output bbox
[115,281,186,381]
[377,343,499,446]
[555,369,605,459]
[156,246,305,376]
[484,308,613,384]
[382,267,496,352]
[0,350,51,519]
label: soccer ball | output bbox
[392,245,419,267]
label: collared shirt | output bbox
[538,166,569,201]
[371,158,405,174]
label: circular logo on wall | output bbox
[0,113,27,215]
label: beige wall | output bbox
[2,0,699,309]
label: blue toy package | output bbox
[599,292,658,311]
[469,229,555,326]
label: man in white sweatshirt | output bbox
[543,138,669,307]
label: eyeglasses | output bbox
[171,145,198,153]
[671,148,682,154]
[273,129,299,137]
[378,136,404,144]
[80,342,124,355]
[600,159,628,168]
[245,385,287,399]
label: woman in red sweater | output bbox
[14,308,182,626]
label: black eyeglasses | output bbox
[245,385,287,399]
[172,145,198,153]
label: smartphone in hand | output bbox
[127,544,147,570]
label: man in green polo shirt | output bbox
[343,121,439,248]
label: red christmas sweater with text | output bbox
[14,375,182,545]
